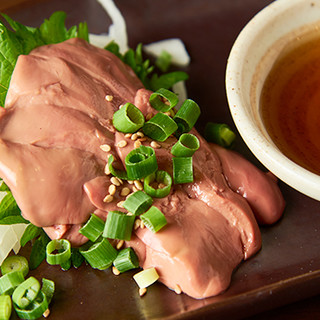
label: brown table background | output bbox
[2,0,320,319]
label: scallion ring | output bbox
[103,211,135,240]
[144,171,172,198]
[149,88,179,112]
[108,154,128,180]
[0,295,12,320]
[171,133,200,157]
[14,290,48,320]
[113,247,139,273]
[79,214,105,242]
[1,255,29,278]
[204,122,236,148]
[112,102,145,133]
[125,145,158,180]
[12,277,40,309]
[0,271,24,296]
[172,157,194,184]
[140,206,167,233]
[122,190,153,216]
[143,113,178,142]
[80,238,117,270]
[46,239,71,266]
[173,99,200,136]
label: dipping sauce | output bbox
[260,30,320,175]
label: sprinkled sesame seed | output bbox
[120,187,131,197]
[138,137,147,142]
[140,220,145,229]
[100,144,111,152]
[103,194,114,203]
[117,201,125,208]
[131,133,138,141]
[132,186,138,193]
[134,140,142,149]
[104,164,111,175]
[134,219,141,230]
[108,184,117,196]
[110,177,121,186]
[117,140,127,148]
[127,180,134,185]
[116,240,124,250]
[136,131,144,138]
[150,141,161,149]
[134,180,143,191]
[127,212,134,216]
[105,95,113,102]
[43,309,50,318]
[112,266,121,276]
[158,183,166,189]
[125,133,132,138]
[174,284,182,294]
[164,111,171,116]
[139,287,147,297]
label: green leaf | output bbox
[0,215,28,224]
[0,181,10,192]
[150,71,189,91]
[29,231,50,270]
[0,192,21,219]
[20,223,42,247]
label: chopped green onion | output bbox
[173,99,201,136]
[133,267,159,288]
[0,295,11,320]
[122,191,153,216]
[112,103,145,133]
[143,113,178,142]
[155,50,172,72]
[41,278,55,304]
[144,171,172,198]
[1,255,29,278]
[103,211,135,241]
[80,238,117,270]
[108,155,128,180]
[140,206,167,233]
[172,157,194,184]
[14,290,48,320]
[12,277,40,309]
[0,271,24,295]
[79,214,105,242]
[204,122,236,148]
[113,247,139,273]
[71,248,84,269]
[171,133,200,157]
[149,88,178,112]
[125,145,158,180]
[60,259,71,271]
[46,239,71,266]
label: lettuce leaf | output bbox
[0,11,89,107]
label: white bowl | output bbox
[226,0,320,201]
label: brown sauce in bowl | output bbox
[260,31,320,175]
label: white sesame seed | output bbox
[174,284,182,294]
[103,194,114,203]
[134,180,143,191]
[136,131,144,138]
[117,201,124,208]
[117,140,128,148]
[134,219,141,230]
[134,140,142,149]
[132,186,138,193]
[139,287,147,297]
[112,266,121,276]
[104,163,111,175]
[150,141,161,149]
[100,144,111,152]
[158,183,166,189]
[116,240,124,250]
[131,133,138,141]
[108,184,117,196]
[127,212,134,216]
[119,104,124,109]
[138,137,147,142]
[43,309,50,318]
[120,187,131,197]
[164,111,171,116]
[125,133,132,138]
[105,95,113,102]
[127,180,134,185]
[110,177,121,186]
[140,220,145,229]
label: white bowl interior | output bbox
[226,0,320,200]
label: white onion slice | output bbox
[143,38,191,67]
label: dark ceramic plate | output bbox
[3,0,320,319]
